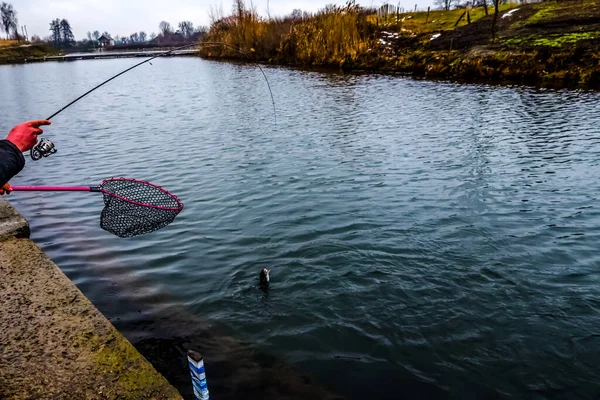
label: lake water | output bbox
[2,58,600,399]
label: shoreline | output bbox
[3,46,598,92]
[3,50,589,92]
[3,53,596,91]
[198,54,600,91]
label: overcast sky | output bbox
[11,0,435,40]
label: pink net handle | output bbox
[11,179,183,212]
[11,186,95,191]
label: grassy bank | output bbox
[201,0,600,89]
[0,40,62,64]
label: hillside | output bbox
[200,0,600,89]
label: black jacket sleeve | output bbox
[0,139,25,187]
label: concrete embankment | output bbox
[0,198,182,400]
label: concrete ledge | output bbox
[0,199,182,400]
[0,198,30,241]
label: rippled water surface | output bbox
[2,58,600,399]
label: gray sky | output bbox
[11,0,435,40]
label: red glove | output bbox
[6,120,51,152]
[0,183,12,195]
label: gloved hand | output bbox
[6,120,51,152]
[0,183,12,195]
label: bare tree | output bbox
[92,30,100,40]
[234,0,245,20]
[178,21,194,38]
[435,0,454,11]
[139,31,147,42]
[86,31,92,41]
[129,32,139,42]
[149,32,157,40]
[0,2,18,39]
[158,21,172,36]
[30,34,41,43]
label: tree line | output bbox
[107,21,206,45]
[1,2,207,48]
[63,20,206,47]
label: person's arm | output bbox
[0,120,51,191]
[0,139,25,188]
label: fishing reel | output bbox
[30,138,57,161]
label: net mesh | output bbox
[99,178,183,238]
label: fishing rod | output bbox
[31,41,277,161]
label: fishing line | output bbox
[46,41,277,122]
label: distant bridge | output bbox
[43,49,201,62]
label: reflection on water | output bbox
[2,59,600,399]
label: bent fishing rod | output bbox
[30,41,277,161]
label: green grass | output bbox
[526,3,561,25]
[374,3,518,34]
[517,0,600,26]
[504,31,600,47]
[531,31,600,46]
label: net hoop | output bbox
[100,178,183,211]
[99,177,183,238]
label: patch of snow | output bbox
[382,31,400,38]
[430,33,441,41]
[379,39,388,45]
[502,8,519,19]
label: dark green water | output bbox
[2,58,600,399]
